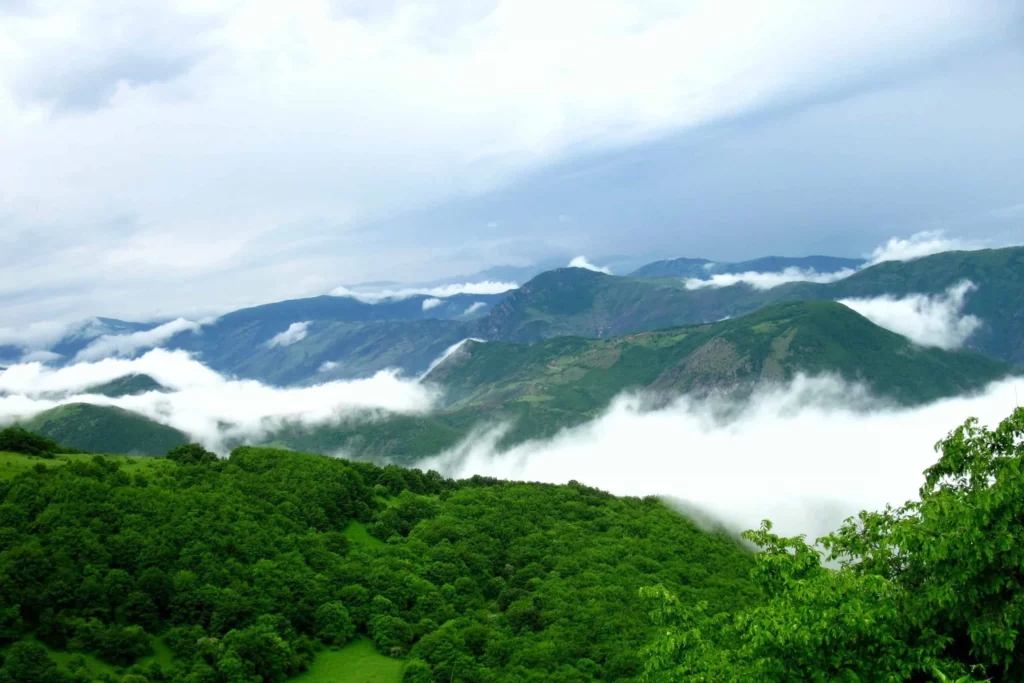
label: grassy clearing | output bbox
[291,639,404,683]
[0,635,172,680]
[0,451,171,481]
[344,521,385,549]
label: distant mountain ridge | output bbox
[476,247,1024,366]
[630,255,866,279]
[6,247,1021,388]
[260,300,1010,460]
[7,299,1012,458]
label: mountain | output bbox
[478,247,1024,365]
[630,255,865,279]
[84,373,166,397]
[20,403,188,455]
[264,300,1009,461]
[171,318,472,385]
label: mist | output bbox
[330,281,519,301]
[419,374,1023,540]
[0,349,439,452]
[839,281,981,349]
[684,267,857,290]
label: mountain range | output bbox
[3,246,1022,458]
[17,298,1010,457]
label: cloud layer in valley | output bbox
[840,281,982,349]
[0,349,439,452]
[421,374,1023,540]
[684,267,857,290]
[331,281,519,302]
[75,318,201,361]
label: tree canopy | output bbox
[640,407,1024,682]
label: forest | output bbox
[1,407,1022,682]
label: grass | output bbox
[291,639,404,683]
[0,635,173,680]
[343,521,385,549]
[0,451,172,481]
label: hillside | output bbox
[630,254,865,279]
[172,318,472,384]
[477,247,1024,365]
[0,446,755,682]
[84,373,166,397]
[20,403,188,454]
[264,301,1009,460]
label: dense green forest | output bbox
[2,407,1022,681]
[0,431,754,682]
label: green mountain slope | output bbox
[21,403,188,454]
[85,373,166,397]
[476,247,1024,365]
[630,254,864,278]
[0,445,754,681]
[175,318,471,385]
[11,300,1009,462]
[267,301,1009,461]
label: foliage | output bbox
[0,427,62,458]
[0,445,753,682]
[21,403,188,455]
[165,443,218,465]
[640,408,1024,682]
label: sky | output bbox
[1,0,1022,327]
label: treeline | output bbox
[639,408,1024,681]
[0,441,754,682]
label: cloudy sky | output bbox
[1,0,1022,326]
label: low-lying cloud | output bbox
[422,298,443,311]
[568,256,612,274]
[266,321,311,348]
[462,302,486,316]
[420,338,485,380]
[331,281,518,302]
[867,230,984,265]
[75,318,201,361]
[839,281,981,349]
[0,349,439,453]
[684,267,857,290]
[421,374,1022,540]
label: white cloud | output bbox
[420,338,485,380]
[265,321,311,348]
[74,317,201,361]
[839,280,981,349]
[568,256,611,274]
[318,361,339,373]
[0,349,438,452]
[331,281,518,301]
[2,2,1016,327]
[421,297,443,311]
[866,230,985,264]
[684,267,857,290]
[422,374,1023,540]
[20,350,62,363]
[463,301,487,316]
[0,319,93,351]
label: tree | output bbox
[0,427,61,457]
[0,641,69,683]
[314,602,355,645]
[165,443,218,465]
[640,408,1024,682]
